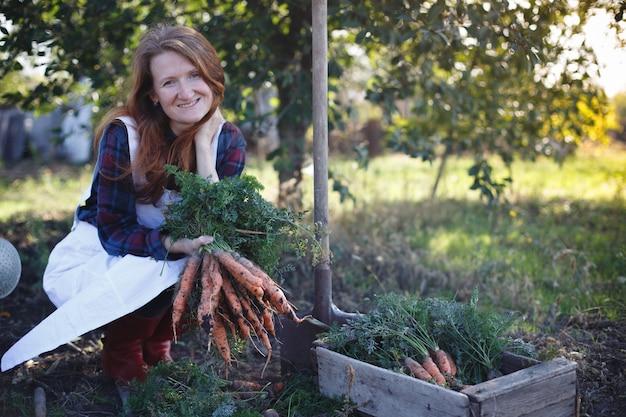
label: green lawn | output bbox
[1,142,625,323]
[257,143,626,324]
[1,144,624,417]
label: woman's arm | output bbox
[195,109,246,181]
[215,121,246,179]
[194,109,225,182]
[93,123,171,259]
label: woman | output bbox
[0,24,246,384]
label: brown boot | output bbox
[101,313,163,384]
[143,306,193,366]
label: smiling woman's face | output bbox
[150,50,214,135]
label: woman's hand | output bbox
[195,108,224,182]
[161,234,213,256]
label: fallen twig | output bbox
[34,387,46,417]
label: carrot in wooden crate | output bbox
[422,354,446,385]
[404,357,432,382]
[431,348,457,376]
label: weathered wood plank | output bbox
[316,347,470,417]
[462,358,578,417]
[500,351,541,375]
[317,347,578,417]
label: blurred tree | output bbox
[611,91,626,142]
[0,0,622,204]
[336,0,623,201]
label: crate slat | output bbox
[500,351,541,375]
[316,347,470,417]
[316,347,578,417]
[462,358,578,417]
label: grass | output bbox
[0,146,626,319]
[1,142,625,322]
[125,360,353,417]
[0,162,93,221]
[264,142,626,326]
[1,143,624,415]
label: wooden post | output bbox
[311,0,332,324]
[279,0,357,374]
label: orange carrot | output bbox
[431,348,456,376]
[228,379,265,392]
[172,252,202,340]
[213,249,264,298]
[227,380,266,399]
[228,379,283,398]
[444,350,457,376]
[231,252,263,276]
[239,288,264,339]
[232,252,306,324]
[211,313,232,372]
[259,301,276,338]
[197,254,223,336]
[256,328,273,378]
[238,286,273,378]
[422,355,446,385]
[221,274,250,339]
[263,279,305,323]
[218,306,237,337]
[232,252,279,295]
[405,357,432,381]
[272,381,285,394]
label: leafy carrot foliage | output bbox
[321,290,534,385]
[161,166,318,272]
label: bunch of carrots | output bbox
[391,299,461,387]
[396,311,461,388]
[172,247,306,377]
[404,349,457,386]
[321,291,535,389]
[161,168,322,377]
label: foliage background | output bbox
[1,0,625,206]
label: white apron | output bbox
[1,117,221,372]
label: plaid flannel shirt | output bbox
[77,120,246,260]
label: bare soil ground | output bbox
[0,268,286,416]
[2,236,625,417]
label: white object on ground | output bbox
[0,238,21,299]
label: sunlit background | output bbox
[585,9,626,97]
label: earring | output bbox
[153,101,159,106]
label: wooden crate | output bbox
[315,347,578,417]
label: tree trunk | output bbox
[431,147,449,200]
[276,120,307,211]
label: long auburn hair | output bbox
[94,23,225,204]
